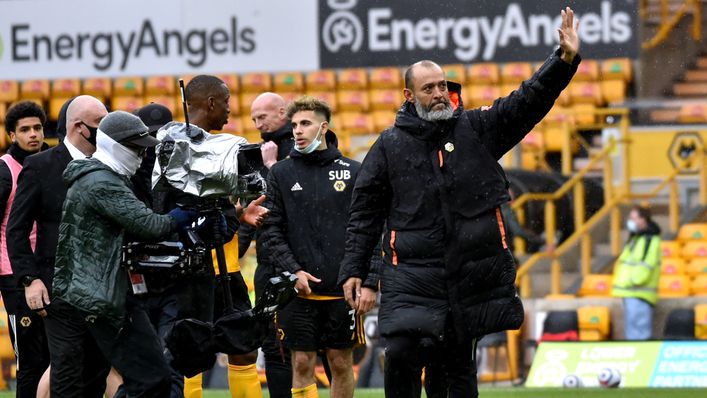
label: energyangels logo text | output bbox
[322,0,633,61]
[5,17,255,71]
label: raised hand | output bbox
[558,7,580,64]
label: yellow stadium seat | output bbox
[572,104,597,126]
[330,115,342,133]
[306,70,337,91]
[501,62,532,84]
[466,85,501,109]
[569,82,603,105]
[682,240,707,259]
[659,274,690,297]
[337,90,370,112]
[83,78,112,101]
[543,126,568,152]
[227,95,241,116]
[521,128,544,149]
[500,84,518,97]
[274,72,304,92]
[577,306,611,341]
[21,79,50,101]
[542,106,574,126]
[51,79,81,98]
[600,80,626,104]
[280,92,302,105]
[601,58,632,82]
[679,224,707,241]
[369,89,402,112]
[178,75,195,87]
[143,96,177,117]
[49,97,71,120]
[687,258,707,276]
[468,63,500,85]
[678,103,707,124]
[339,112,374,135]
[112,96,144,113]
[305,91,337,112]
[216,74,240,93]
[443,64,466,84]
[114,77,144,97]
[695,304,707,339]
[691,275,707,296]
[145,75,176,96]
[661,241,682,258]
[370,67,402,89]
[578,274,612,297]
[0,126,7,151]
[241,72,272,93]
[239,92,260,116]
[371,110,396,132]
[0,80,20,103]
[221,117,243,135]
[338,68,368,90]
[556,88,571,107]
[574,59,600,81]
[239,115,258,137]
[661,257,686,275]
[0,102,6,122]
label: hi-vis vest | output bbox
[611,233,661,305]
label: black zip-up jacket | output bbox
[340,49,580,341]
[261,131,379,297]
[238,123,295,259]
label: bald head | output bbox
[66,95,107,131]
[251,92,288,134]
[65,95,107,155]
[404,60,444,90]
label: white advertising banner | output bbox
[0,0,319,79]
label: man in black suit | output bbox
[7,95,107,396]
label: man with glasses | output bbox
[45,111,198,397]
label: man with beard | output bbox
[339,7,581,398]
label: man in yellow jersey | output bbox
[261,97,379,398]
[158,75,267,398]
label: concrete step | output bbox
[674,82,707,96]
[698,57,707,69]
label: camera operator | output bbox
[45,111,198,398]
[155,75,266,398]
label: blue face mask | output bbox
[294,122,324,155]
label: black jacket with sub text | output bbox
[262,131,379,297]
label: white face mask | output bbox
[92,130,143,176]
[294,122,324,155]
[626,219,638,233]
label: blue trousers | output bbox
[623,297,653,340]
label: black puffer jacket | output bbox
[340,49,580,341]
[261,131,379,296]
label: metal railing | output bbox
[511,108,707,298]
[641,0,703,49]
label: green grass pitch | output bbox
[0,387,703,397]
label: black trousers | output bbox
[383,330,477,398]
[45,298,171,398]
[144,287,185,398]
[255,264,292,398]
[0,289,50,398]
